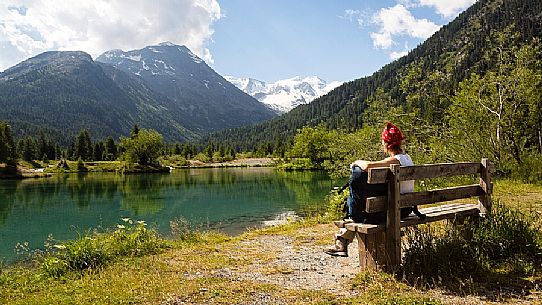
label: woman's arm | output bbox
[351,157,400,171]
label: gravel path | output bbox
[169,224,540,304]
[217,228,539,305]
[229,235,360,295]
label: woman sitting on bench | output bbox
[324,122,415,257]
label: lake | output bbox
[0,168,336,262]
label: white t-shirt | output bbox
[394,153,414,193]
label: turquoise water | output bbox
[0,168,334,262]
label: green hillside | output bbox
[0,51,197,144]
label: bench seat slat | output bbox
[409,202,466,215]
[345,223,385,234]
[344,203,480,233]
[402,203,479,226]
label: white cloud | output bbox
[370,4,440,49]
[340,9,360,22]
[0,0,222,71]
[417,0,477,18]
[396,0,417,8]
[339,8,372,28]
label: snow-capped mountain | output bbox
[224,76,343,114]
[96,42,276,132]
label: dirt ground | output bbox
[177,223,540,305]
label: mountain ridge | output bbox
[0,50,196,143]
[0,43,277,143]
[225,75,342,114]
[96,43,276,132]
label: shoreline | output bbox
[0,158,278,179]
[182,157,276,168]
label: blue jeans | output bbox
[346,166,363,217]
[347,166,387,223]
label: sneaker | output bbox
[324,236,349,257]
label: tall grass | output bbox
[402,202,542,288]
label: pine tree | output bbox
[173,143,182,155]
[74,130,93,161]
[67,142,75,161]
[42,153,49,164]
[93,141,105,161]
[104,136,117,161]
[19,137,36,162]
[0,122,17,164]
[130,124,140,138]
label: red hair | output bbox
[381,122,405,150]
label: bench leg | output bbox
[356,232,387,271]
[375,231,388,268]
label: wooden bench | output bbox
[334,158,493,271]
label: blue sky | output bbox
[210,0,452,82]
[0,0,476,83]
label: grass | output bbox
[493,179,542,221]
[351,272,441,305]
[401,197,542,300]
[0,218,439,305]
[37,218,167,278]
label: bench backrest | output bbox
[365,158,493,214]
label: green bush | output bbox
[41,235,107,277]
[276,158,317,170]
[76,157,87,172]
[195,152,210,163]
[163,155,189,167]
[325,189,349,221]
[41,219,166,278]
[402,225,480,284]
[509,154,542,184]
[110,219,162,257]
[212,151,223,163]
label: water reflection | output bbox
[0,168,333,262]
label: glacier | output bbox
[224,75,342,114]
